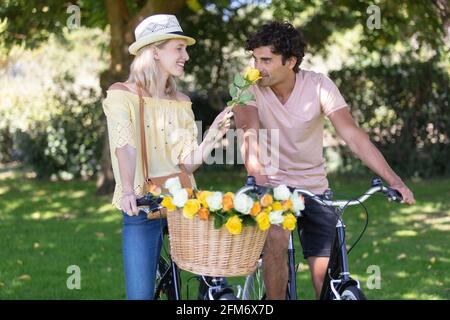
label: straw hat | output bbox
[128,14,196,55]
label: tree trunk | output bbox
[96,0,187,195]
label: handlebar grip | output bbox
[386,188,403,203]
[136,195,163,207]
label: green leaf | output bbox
[227,100,236,106]
[234,74,246,88]
[238,91,254,104]
[229,84,238,98]
[214,213,225,229]
[242,215,256,227]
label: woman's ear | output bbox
[153,47,160,61]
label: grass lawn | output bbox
[0,164,449,300]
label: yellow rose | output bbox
[196,191,214,208]
[256,211,270,231]
[244,67,262,83]
[161,196,177,212]
[225,215,243,235]
[282,213,297,231]
[182,199,201,219]
[272,201,283,211]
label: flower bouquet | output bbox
[158,176,305,277]
[161,177,305,235]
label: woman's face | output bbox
[155,39,190,77]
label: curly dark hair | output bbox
[245,21,307,73]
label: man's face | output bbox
[252,46,296,87]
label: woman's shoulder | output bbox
[108,82,138,94]
[175,91,191,102]
[103,83,136,109]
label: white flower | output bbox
[234,193,254,215]
[164,176,182,195]
[291,192,305,216]
[273,185,291,201]
[172,188,188,207]
[206,192,223,212]
[269,211,284,225]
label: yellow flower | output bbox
[182,199,201,219]
[225,215,243,235]
[244,67,262,83]
[256,211,271,231]
[282,213,297,231]
[272,201,283,211]
[161,196,177,212]
[196,191,214,208]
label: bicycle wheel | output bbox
[339,285,367,300]
[154,256,177,300]
[242,260,266,300]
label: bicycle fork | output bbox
[326,217,361,300]
[287,232,297,300]
[171,260,182,300]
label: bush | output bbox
[330,56,450,178]
[14,80,105,179]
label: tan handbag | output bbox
[137,84,193,219]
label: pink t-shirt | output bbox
[247,69,348,194]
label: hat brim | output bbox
[129,34,196,55]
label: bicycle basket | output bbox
[167,209,268,277]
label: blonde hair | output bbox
[127,40,177,99]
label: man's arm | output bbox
[328,108,415,204]
[233,105,269,186]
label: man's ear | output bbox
[288,56,297,70]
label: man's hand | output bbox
[389,180,416,205]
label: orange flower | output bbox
[198,207,210,220]
[282,199,293,211]
[250,202,262,217]
[222,194,234,211]
[260,194,273,207]
[224,192,234,199]
[186,188,194,198]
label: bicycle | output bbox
[238,176,403,300]
[136,193,240,300]
[137,176,402,300]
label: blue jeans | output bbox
[121,211,167,300]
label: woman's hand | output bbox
[121,191,139,216]
[209,106,234,141]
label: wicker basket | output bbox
[167,209,268,277]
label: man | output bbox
[234,21,415,300]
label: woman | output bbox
[102,14,233,300]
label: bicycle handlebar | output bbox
[235,176,403,209]
[135,176,403,213]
